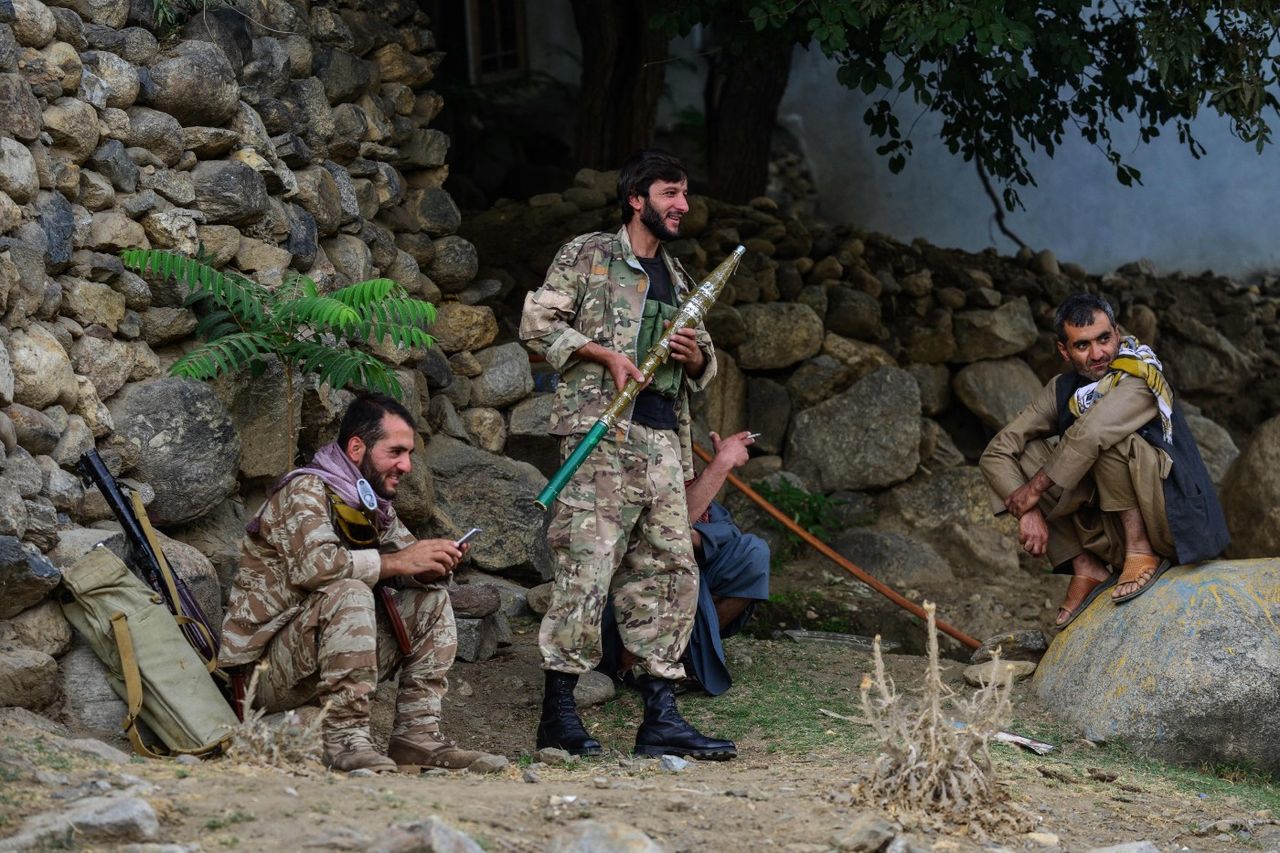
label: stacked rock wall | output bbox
[0,0,526,722]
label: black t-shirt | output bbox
[630,255,679,430]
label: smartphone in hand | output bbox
[455,527,481,547]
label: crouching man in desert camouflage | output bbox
[220,394,497,772]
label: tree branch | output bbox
[975,159,1027,250]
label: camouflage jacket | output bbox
[519,226,717,480]
[220,475,416,666]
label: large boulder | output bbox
[143,40,238,125]
[786,366,921,492]
[1221,415,1280,558]
[107,378,241,526]
[422,435,551,578]
[1184,411,1238,488]
[190,159,268,225]
[734,302,824,370]
[875,467,1020,577]
[1035,559,1280,773]
[8,323,76,409]
[952,358,1045,429]
[469,342,533,409]
[951,298,1038,363]
[212,357,299,481]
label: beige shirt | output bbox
[980,373,1165,516]
[220,475,415,666]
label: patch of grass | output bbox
[586,639,874,757]
[31,737,71,771]
[752,479,846,561]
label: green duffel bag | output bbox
[60,546,238,758]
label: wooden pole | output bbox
[693,443,982,651]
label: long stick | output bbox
[693,443,981,651]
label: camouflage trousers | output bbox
[540,424,699,680]
[253,578,456,738]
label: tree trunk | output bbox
[705,36,795,203]
[570,0,668,169]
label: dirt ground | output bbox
[3,611,1279,852]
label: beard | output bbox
[639,198,680,241]
[358,454,396,499]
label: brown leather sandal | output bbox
[1055,573,1117,629]
[1111,554,1172,603]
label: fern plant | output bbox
[122,248,436,465]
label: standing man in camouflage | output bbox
[520,149,736,760]
[221,394,496,772]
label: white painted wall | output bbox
[526,14,1280,278]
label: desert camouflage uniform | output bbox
[520,226,717,680]
[221,475,455,739]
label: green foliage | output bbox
[151,0,221,31]
[121,249,435,400]
[659,1,1280,209]
[752,479,844,559]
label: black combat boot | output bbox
[634,675,737,760]
[536,670,602,756]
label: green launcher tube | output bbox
[535,419,609,509]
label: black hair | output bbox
[1053,293,1117,342]
[616,148,688,223]
[337,394,415,453]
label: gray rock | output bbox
[90,139,138,192]
[0,535,60,618]
[831,529,954,587]
[470,343,533,409]
[191,159,268,226]
[84,48,136,107]
[0,71,40,139]
[526,582,551,616]
[2,445,40,496]
[736,302,824,370]
[907,363,950,416]
[381,185,460,236]
[544,820,662,853]
[372,818,483,852]
[0,794,158,848]
[430,303,497,354]
[454,613,505,662]
[143,39,237,125]
[785,354,853,410]
[534,746,571,765]
[424,435,551,577]
[285,76,334,151]
[952,297,1038,362]
[107,377,241,526]
[82,23,155,64]
[125,106,182,166]
[0,645,57,707]
[42,95,98,163]
[294,165,342,237]
[970,630,1049,664]
[1035,559,1280,773]
[0,594,70,653]
[165,497,244,598]
[11,0,54,47]
[952,358,1044,430]
[832,813,897,852]
[963,659,1036,687]
[467,753,508,774]
[1222,415,1280,558]
[574,670,615,707]
[312,46,371,104]
[875,467,1020,578]
[58,638,128,743]
[825,287,882,340]
[178,6,250,71]
[5,402,59,454]
[1185,412,1238,488]
[1084,844,1161,853]
[52,413,93,465]
[321,233,371,283]
[426,235,478,291]
[786,367,921,492]
[0,135,38,203]
[138,169,194,206]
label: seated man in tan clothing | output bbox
[980,294,1228,627]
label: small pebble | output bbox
[1026,831,1060,847]
[175,754,201,766]
[535,747,572,766]
[285,787,299,797]
[467,754,509,774]
[522,768,542,784]
[659,755,688,772]
[592,776,610,789]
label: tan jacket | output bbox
[220,475,416,666]
[980,373,1167,517]
[519,226,717,480]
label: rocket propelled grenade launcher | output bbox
[535,245,746,510]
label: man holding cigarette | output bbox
[221,394,497,772]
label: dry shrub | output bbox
[851,602,1035,836]
[222,663,328,769]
